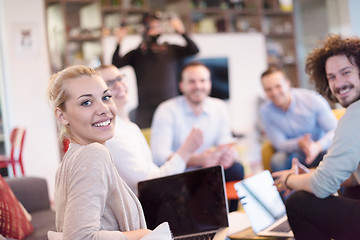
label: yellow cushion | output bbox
[332,108,346,120]
[261,140,275,171]
[141,128,151,146]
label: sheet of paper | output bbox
[227,211,252,236]
[141,222,172,240]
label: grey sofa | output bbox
[5,176,56,240]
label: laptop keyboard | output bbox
[270,220,291,233]
[175,232,216,240]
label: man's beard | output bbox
[145,34,160,46]
[149,34,160,43]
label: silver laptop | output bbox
[234,170,294,237]
[138,166,229,240]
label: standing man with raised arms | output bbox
[112,12,199,128]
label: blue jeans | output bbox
[224,162,244,212]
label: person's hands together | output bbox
[201,149,222,168]
[298,134,311,153]
[217,146,235,169]
[304,141,323,165]
[298,134,323,165]
[186,147,221,168]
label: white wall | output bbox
[0,0,60,201]
[348,0,360,37]
[326,0,360,37]
[191,34,267,136]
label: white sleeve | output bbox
[151,103,177,166]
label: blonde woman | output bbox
[47,65,162,239]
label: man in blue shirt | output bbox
[151,61,244,211]
[260,67,338,172]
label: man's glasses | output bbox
[106,75,125,88]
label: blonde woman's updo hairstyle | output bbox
[47,65,100,140]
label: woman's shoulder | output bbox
[68,143,111,164]
[70,142,108,153]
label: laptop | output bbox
[138,166,229,240]
[234,170,294,237]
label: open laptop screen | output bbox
[138,166,229,237]
[234,170,286,233]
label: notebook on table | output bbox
[234,170,294,238]
[138,166,229,240]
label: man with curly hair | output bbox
[272,34,360,239]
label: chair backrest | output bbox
[141,128,151,147]
[63,137,70,153]
[5,176,51,213]
[332,108,345,120]
[10,128,26,164]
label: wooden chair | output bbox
[0,127,26,176]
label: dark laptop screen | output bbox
[138,166,229,236]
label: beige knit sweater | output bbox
[55,142,146,239]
